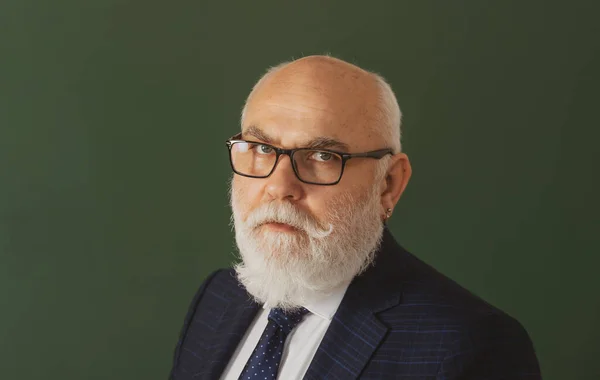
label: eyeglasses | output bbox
[225,133,393,185]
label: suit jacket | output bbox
[170,228,542,379]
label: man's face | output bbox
[229,61,391,309]
[232,67,389,240]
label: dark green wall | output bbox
[1,1,598,379]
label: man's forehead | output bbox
[241,98,384,152]
[242,89,359,150]
[241,58,387,151]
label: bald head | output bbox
[241,55,402,153]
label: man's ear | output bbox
[380,153,412,212]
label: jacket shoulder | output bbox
[392,248,514,322]
[371,245,541,377]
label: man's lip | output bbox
[261,222,300,232]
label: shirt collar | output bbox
[262,280,351,321]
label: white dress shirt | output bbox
[220,281,351,380]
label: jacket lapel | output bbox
[304,227,405,380]
[197,274,261,379]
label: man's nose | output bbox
[264,154,304,201]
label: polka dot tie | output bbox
[237,307,309,380]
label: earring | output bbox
[385,208,392,219]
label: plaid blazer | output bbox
[170,228,542,379]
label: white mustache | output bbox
[245,202,334,239]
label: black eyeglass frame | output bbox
[225,133,393,186]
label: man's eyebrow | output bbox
[243,126,274,143]
[304,137,350,152]
[243,125,350,151]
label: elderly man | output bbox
[169,56,541,379]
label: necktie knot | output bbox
[268,307,309,335]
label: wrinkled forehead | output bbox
[242,72,386,151]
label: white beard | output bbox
[230,182,384,311]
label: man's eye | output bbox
[312,151,333,162]
[256,145,274,154]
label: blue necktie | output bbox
[238,307,309,380]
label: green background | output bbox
[1,1,598,379]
